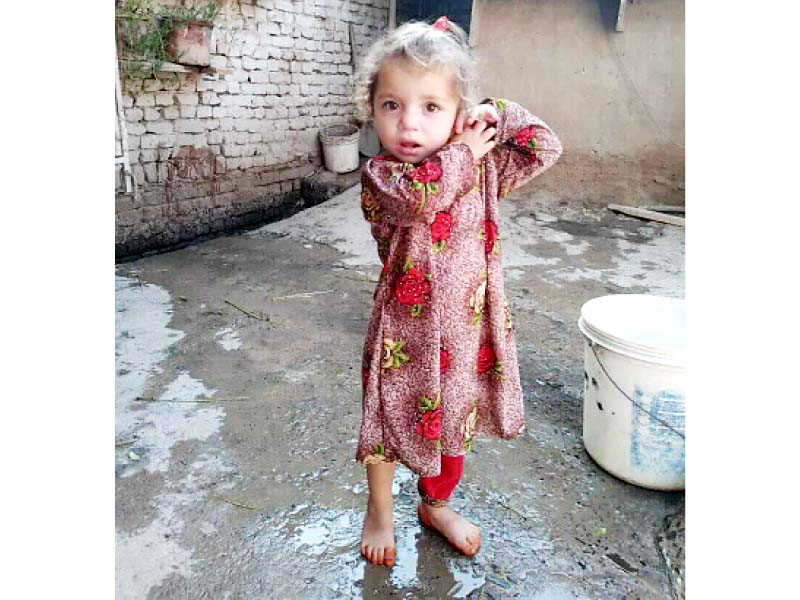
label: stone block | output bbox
[270,72,291,84]
[176,92,199,105]
[180,106,197,118]
[242,56,259,70]
[175,133,205,147]
[259,22,280,36]
[138,149,157,163]
[210,55,229,69]
[125,108,144,122]
[127,122,146,136]
[140,135,160,149]
[197,105,213,118]
[175,119,206,133]
[176,199,195,216]
[223,144,243,157]
[155,92,175,106]
[116,209,141,226]
[145,121,174,135]
[272,36,293,49]
[196,76,217,92]
[136,94,156,108]
[201,92,221,105]
[142,107,159,121]
[115,193,136,213]
[144,163,160,183]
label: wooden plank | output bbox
[640,205,686,214]
[616,0,627,32]
[607,204,686,227]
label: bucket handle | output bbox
[589,341,685,440]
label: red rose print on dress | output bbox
[394,258,432,317]
[513,125,537,149]
[479,220,499,255]
[416,407,442,440]
[416,393,442,446]
[361,188,380,222]
[476,343,505,379]
[440,347,450,374]
[407,160,443,214]
[510,125,544,166]
[409,160,443,183]
[431,212,452,254]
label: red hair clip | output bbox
[433,16,450,31]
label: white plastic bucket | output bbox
[578,294,686,490]
[320,124,360,173]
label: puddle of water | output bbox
[214,326,242,351]
[116,274,234,598]
[236,461,555,599]
[115,275,184,434]
[547,226,684,297]
[252,185,379,268]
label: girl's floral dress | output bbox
[357,99,563,476]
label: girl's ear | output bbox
[452,109,467,136]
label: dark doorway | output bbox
[395,0,473,36]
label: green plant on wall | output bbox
[115,0,221,82]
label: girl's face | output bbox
[372,56,461,164]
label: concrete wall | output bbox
[116,0,388,259]
[471,0,684,204]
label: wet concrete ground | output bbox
[115,182,685,599]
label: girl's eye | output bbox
[426,103,441,113]
[382,101,398,110]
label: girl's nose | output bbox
[400,109,420,130]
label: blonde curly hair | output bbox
[352,19,477,123]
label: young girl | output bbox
[354,16,562,566]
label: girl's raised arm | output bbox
[481,98,563,199]
[361,143,476,228]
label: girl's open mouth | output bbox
[399,142,422,152]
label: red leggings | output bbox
[419,454,464,502]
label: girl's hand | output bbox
[450,120,497,162]
[453,104,500,135]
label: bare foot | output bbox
[417,502,481,556]
[360,496,396,567]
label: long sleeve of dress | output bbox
[360,142,476,228]
[481,98,563,199]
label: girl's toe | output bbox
[375,548,384,565]
[384,548,396,567]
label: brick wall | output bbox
[116,0,388,259]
